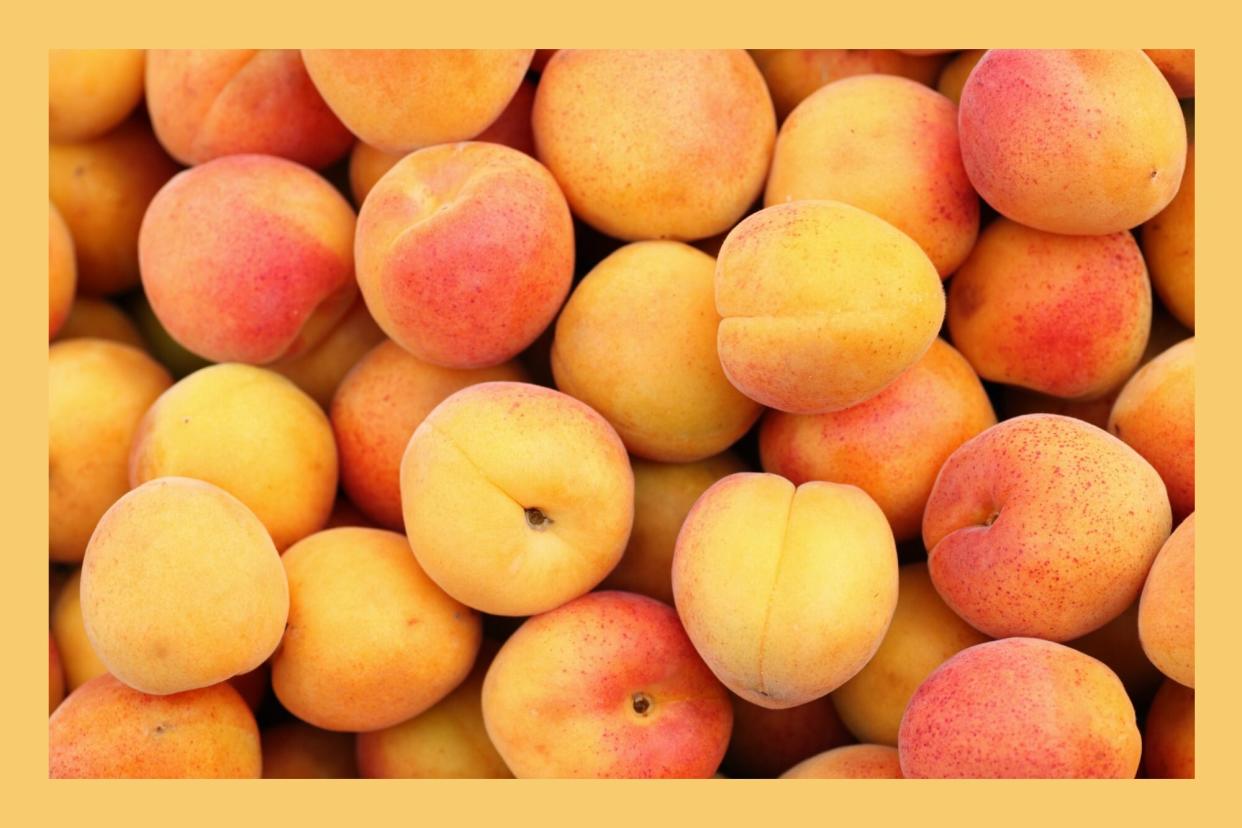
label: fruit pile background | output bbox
[47,48,1194,779]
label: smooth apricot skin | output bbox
[766,75,979,277]
[1144,679,1194,778]
[936,50,986,104]
[401,382,635,617]
[49,116,180,296]
[948,218,1152,400]
[959,49,1186,235]
[347,78,537,207]
[716,200,945,414]
[272,528,482,733]
[761,339,995,541]
[674,473,898,708]
[782,745,903,779]
[749,49,946,120]
[1109,338,1195,522]
[924,414,1172,642]
[130,363,338,551]
[49,202,76,337]
[139,154,357,365]
[482,591,733,778]
[146,49,353,167]
[601,454,748,606]
[1145,49,1195,97]
[49,339,172,563]
[302,49,532,153]
[831,563,990,746]
[50,634,65,714]
[1139,514,1195,688]
[332,340,527,530]
[533,49,776,241]
[1143,143,1195,329]
[269,297,385,409]
[81,478,289,695]
[50,570,107,691]
[356,647,512,778]
[898,638,1141,778]
[356,142,573,369]
[55,298,145,348]
[49,675,261,778]
[723,694,852,779]
[49,49,145,142]
[552,242,763,462]
[262,722,358,778]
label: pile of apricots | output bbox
[48,48,1195,779]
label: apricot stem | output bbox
[631,692,652,716]
[525,507,553,530]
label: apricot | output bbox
[715,200,944,414]
[49,339,172,563]
[268,297,385,409]
[1143,143,1195,329]
[1144,679,1194,778]
[749,49,946,119]
[49,202,75,338]
[347,78,537,206]
[1139,513,1195,688]
[1068,601,1163,706]
[139,154,357,365]
[49,115,179,295]
[533,49,775,241]
[552,242,763,461]
[1109,338,1195,522]
[600,454,748,606]
[130,363,338,551]
[1145,49,1195,98]
[673,473,897,708]
[50,633,65,714]
[401,382,634,616]
[272,528,481,732]
[898,638,1140,778]
[482,591,732,778]
[55,297,145,349]
[50,570,107,691]
[262,722,358,778]
[81,477,288,695]
[302,49,532,153]
[722,694,852,779]
[948,218,1151,400]
[49,49,145,142]
[356,646,512,778]
[936,49,986,104]
[146,49,353,167]
[49,674,260,778]
[959,49,1186,235]
[831,563,989,745]
[924,414,1172,641]
[332,340,527,530]
[355,142,573,369]
[782,745,903,779]
[760,339,995,541]
[766,75,979,277]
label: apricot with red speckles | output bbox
[766,75,979,277]
[355,142,573,370]
[49,674,261,778]
[923,414,1172,641]
[139,154,357,365]
[959,49,1186,235]
[749,49,945,120]
[760,339,995,542]
[722,693,852,778]
[1144,679,1194,778]
[948,218,1152,400]
[482,591,732,778]
[898,638,1140,778]
[673,472,898,708]
[146,50,353,168]
[533,49,775,242]
[1139,513,1195,688]
[782,744,903,778]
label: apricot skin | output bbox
[1138,513,1195,688]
